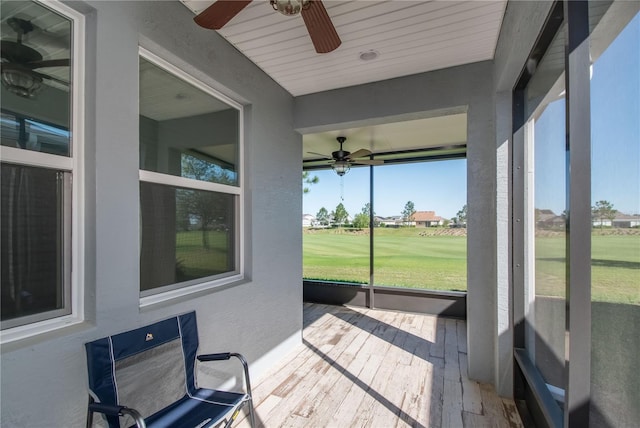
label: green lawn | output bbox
[303,227,467,291]
[303,227,640,304]
[175,230,231,281]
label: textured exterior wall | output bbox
[492,1,555,396]
[0,1,302,426]
[294,61,497,385]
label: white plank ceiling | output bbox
[180,0,507,157]
[2,1,508,159]
[180,0,507,97]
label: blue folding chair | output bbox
[85,312,256,428]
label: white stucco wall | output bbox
[0,1,302,426]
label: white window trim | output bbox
[0,0,85,344]
[139,170,241,195]
[138,47,245,306]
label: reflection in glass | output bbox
[1,164,69,325]
[589,7,639,426]
[373,160,467,291]
[139,57,239,186]
[523,23,567,397]
[140,182,236,292]
[0,0,72,156]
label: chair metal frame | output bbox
[85,312,256,428]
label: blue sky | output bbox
[304,13,639,220]
[590,13,639,215]
[303,159,467,219]
[536,13,639,216]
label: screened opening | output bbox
[302,114,467,295]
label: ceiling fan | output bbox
[309,136,383,176]
[1,17,70,98]
[193,0,341,54]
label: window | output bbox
[138,50,243,302]
[589,6,639,427]
[522,19,567,402]
[303,149,467,292]
[302,168,370,284]
[0,0,83,335]
[513,2,639,426]
[373,159,467,291]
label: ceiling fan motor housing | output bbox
[332,136,350,160]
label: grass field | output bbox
[175,230,231,280]
[303,227,467,291]
[303,227,640,304]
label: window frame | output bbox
[512,1,593,426]
[0,0,85,343]
[137,47,245,308]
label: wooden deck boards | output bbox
[235,303,522,428]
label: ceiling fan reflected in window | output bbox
[193,0,341,54]
[308,136,384,176]
[0,17,70,99]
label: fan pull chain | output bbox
[340,176,345,202]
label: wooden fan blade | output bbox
[353,159,383,166]
[194,0,252,30]
[307,151,332,160]
[28,59,70,69]
[35,71,70,86]
[348,148,372,159]
[301,0,341,54]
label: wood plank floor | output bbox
[235,303,523,428]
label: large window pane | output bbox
[589,6,640,426]
[303,168,370,284]
[0,0,77,332]
[139,51,243,298]
[139,57,239,186]
[1,164,70,326]
[140,181,236,293]
[0,0,72,156]
[373,160,467,291]
[523,22,567,398]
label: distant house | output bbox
[412,211,443,227]
[595,213,640,228]
[375,216,403,227]
[302,214,316,227]
[536,209,565,229]
[611,213,640,228]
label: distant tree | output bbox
[303,171,319,194]
[179,154,234,249]
[592,200,617,228]
[355,202,375,228]
[316,207,329,226]
[333,203,349,226]
[361,202,373,217]
[456,204,468,226]
[352,213,368,229]
[402,201,416,226]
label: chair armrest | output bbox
[88,403,146,428]
[197,352,231,361]
[197,352,253,399]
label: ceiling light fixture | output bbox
[1,68,42,98]
[270,0,309,16]
[332,160,350,176]
[359,49,379,61]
